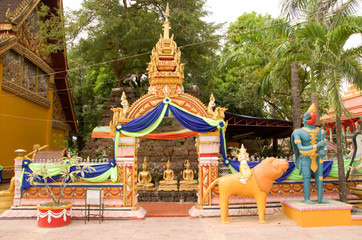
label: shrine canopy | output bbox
[321,86,362,135]
[112,97,230,163]
[224,112,293,139]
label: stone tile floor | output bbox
[138,202,195,217]
[2,182,362,239]
[1,213,362,240]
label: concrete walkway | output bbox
[0,213,361,240]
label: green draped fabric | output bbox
[328,160,352,178]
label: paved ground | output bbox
[0,213,362,240]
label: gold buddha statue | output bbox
[137,157,155,191]
[158,160,178,191]
[237,145,252,184]
[179,160,198,191]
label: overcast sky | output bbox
[63,0,283,24]
[63,0,360,50]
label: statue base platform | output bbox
[158,185,178,191]
[137,186,155,191]
[281,199,354,227]
[179,184,198,191]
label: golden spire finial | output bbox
[163,3,171,39]
[165,3,170,21]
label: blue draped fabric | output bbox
[311,160,333,178]
[21,159,34,193]
[225,159,335,181]
[227,160,294,182]
[168,105,217,133]
[0,167,3,182]
[120,102,165,132]
[275,162,295,182]
[20,159,117,193]
[72,159,117,178]
[21,159,62,195]
[113,99,230,165]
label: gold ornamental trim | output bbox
[197,130,220,136]
[0,31,16,43]
[6,0,39,25]
[13,44,53,73]
[2,79,50,108]
[302,127,319,145]
[0,38,17,56]
[52,120,71,131]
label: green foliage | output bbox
[64,0,222,150]
[66,0,221,91]
[67,46,115,151]
[52,133,67,150]
[212,12,292,118]
[36,3,65,55]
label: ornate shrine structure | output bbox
[108,4,227,208]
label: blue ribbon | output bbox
[224,159,336,182]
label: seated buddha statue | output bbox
[179,160,198,191]
[137,157,155,191]
[158,160,178,191]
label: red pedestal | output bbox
[37,204,72,227]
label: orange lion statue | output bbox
[200,157,289,224]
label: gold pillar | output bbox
[197,132,220,206]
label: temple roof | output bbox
[321,85,362,124]
[0,0,24,23]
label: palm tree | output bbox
[313,17,362,201]
[258,18,303,129]
[281,0,361,202]
[281,0,360,125]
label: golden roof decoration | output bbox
[147,3,185,98]
[6,0,33,23]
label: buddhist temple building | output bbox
[0,0,77,178]
[321,85,362,143]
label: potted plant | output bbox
[27,156,94,227]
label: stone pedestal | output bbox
[12,157,23,207]
[158,184,178,191]
[281,199,353,227]
[179,183,198,191]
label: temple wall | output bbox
[136,118,199,180]
[80,87,143,159]
[0,84,48,168]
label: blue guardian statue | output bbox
[291,103,327,203]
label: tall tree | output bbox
[312,17,361,202]
[281,0,360,125]
[67,0,221,91]
[281,0,361,202]
[65,0,221,151]
[257,18,311,122]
